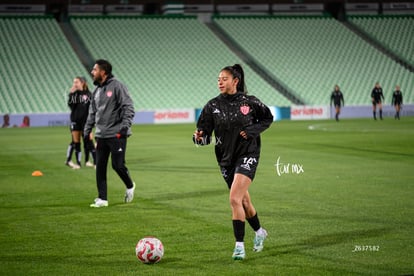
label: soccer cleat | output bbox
[66,161,75,168]
[90,198,108,208]
[253,229,268,252]
[85,161,95,167]
[66,161,81,169]
[232,245,245,260]
[124,182,135,203]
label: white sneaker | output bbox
[66,161,81,169]
[124,182,135,203]
[90,198,108,208]
[253,229,268,252]
[232,245,245,260]
[85,161,94,167]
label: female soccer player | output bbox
[391,85,403,120]
[371,82,384,120]
[330,85,345,121]
[65,77,96,169]
[193,64,273,260]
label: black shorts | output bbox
[220,155,260,189]
[372,100,382,106]
[70,121,84,131]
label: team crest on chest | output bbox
[106,91,113,97]
[240,105,250,115]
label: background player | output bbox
[65,77,95,169]
[330,84,345,121]
[391,85,403,120]
[371,82,385,120]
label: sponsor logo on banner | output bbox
[290,105,329,120]
[154,109,195,124]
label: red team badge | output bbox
[240,105,250,115]
[106,91,113,97]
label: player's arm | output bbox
[193,104,213,145]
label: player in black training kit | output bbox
[330,85,345,121]
[194,64,273,260]
[66,76,96,169]
[371,82,385,120]
[391,85,403,120]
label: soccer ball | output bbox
[135,237,164,264]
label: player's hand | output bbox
[240,131,248,139]
[193,129,204,143]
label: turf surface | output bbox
[0,118,413,275]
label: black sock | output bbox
[232,220,245,242]
[379,109,383,119]
[246,213,261,232]
[84,137,96,164]
[91,149,96,164]
[84,144,89,163]
[74,142,81,166]
[66,142,74,163]
[373,111,376,119]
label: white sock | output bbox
[235,242,244,248]
[256,227,265,236]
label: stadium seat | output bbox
[0,16,92,113]
[70,16,292,110]
[214,16,414,105]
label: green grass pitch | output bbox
[0,118,413,275]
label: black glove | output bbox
[116,127,128,139]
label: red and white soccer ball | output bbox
[135,237,164,264]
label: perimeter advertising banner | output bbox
[290,105,330,120]
[154,109,195,124]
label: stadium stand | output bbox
[348,15,414,66]
[70,16,292,110]
[0,16,91,113]
[213,15,414,105]
[1,12,413,116]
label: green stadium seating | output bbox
[214,16,414,105]
[0,16,92,114]
[70,16,292,110]
[1,15,413,115]
[349,15,414,66]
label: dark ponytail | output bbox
[221,64,247,94]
